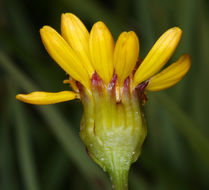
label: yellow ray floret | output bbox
[16,91,77,105]
[146,54,191,91]
[61,13,94,76]
[133,27,182,88]
[40,26,90,89]
[89,21,114,85]
[114,31,139,85]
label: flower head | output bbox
[16,13,191,189]
[16,13,190,104]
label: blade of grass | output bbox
[0,31,65,92]
[0,124,20,190]
[0,80,19,190]
[176,0,196,52]
[133,0,154,52]
[141,149,193,190]
[5,0,39,54]
[152,92,209,169]
[42,149,71,190]
[173,0,197,104]
[15,101,40,190]
[192,0,209,131]
[3,0,62,91]
[61,0,124,36]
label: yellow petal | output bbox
[114,31,139,85]
[16,91,77,105]
[89,21,114,85]
[133,27,182,88]
[146,54,191,91]
[61,13,94,76]
[40,26,90,89]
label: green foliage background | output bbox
[0,0,209,189]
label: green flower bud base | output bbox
[79,74,147,190]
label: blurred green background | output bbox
[1,0,209,189]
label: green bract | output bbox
[80,74,147,189]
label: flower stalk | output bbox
[109,166,129,190]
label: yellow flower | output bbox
[16,13,191,190]
[16,13,191,105]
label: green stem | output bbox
[110,169,129,190]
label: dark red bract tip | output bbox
[136,81,149,104]
[76,81,83,93]
[92,72,100,82]
[136,81,149,93]
[91,72,103,90]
